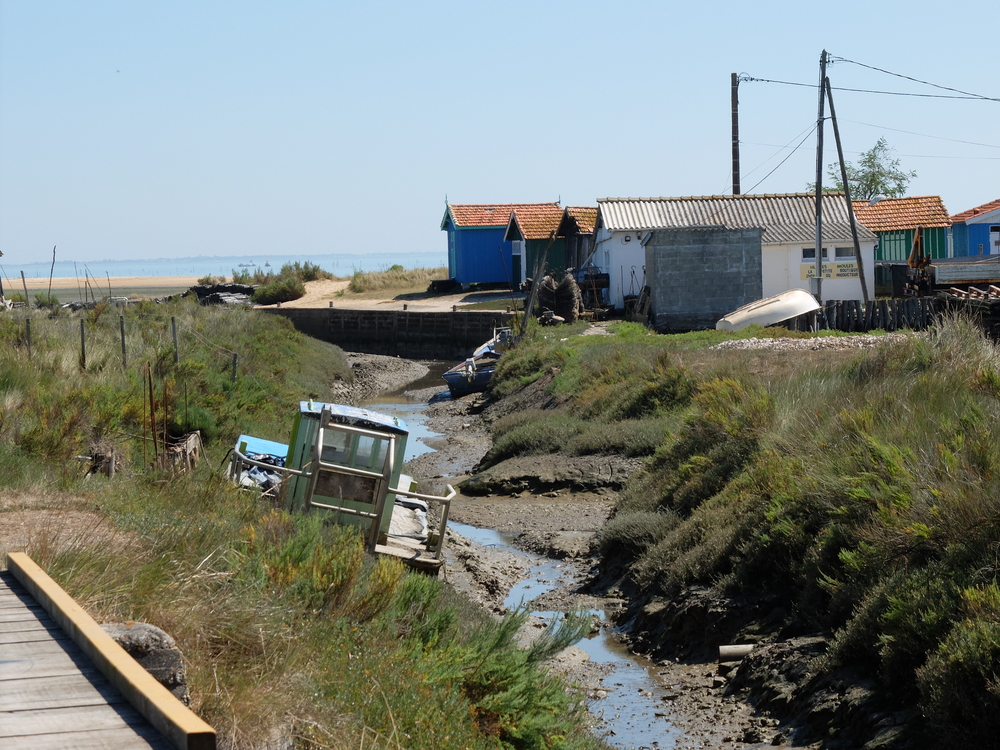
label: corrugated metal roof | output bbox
[596,193,876,243]
[853,196,951,232]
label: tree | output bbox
[809,137,916,200]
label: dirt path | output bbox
[260,278,521,312]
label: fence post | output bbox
[231,352,238,383]
[172,316,179,364]
[120,315,127,369]
[79,319,87,370]
[25,319,31,359]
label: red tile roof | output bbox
[562,207,598,235]
[445,202,560,228]
[950,198,1000,224]
[507,203,566,240]
[852,196,951,232]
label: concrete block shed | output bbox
[645,226,763,331]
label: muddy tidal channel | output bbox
[366,367,689,749]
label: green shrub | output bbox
[917,584,1000,744]
[34,292,59,308]
[600,509,680,561]
[252,275,306,305]
[479,410,585,468]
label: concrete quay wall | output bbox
[262,308,515,358]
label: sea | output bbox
[3,251,447,281]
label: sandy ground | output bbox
[259,278,521,313]
[12,275,520,314]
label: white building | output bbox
[592,193,877,310]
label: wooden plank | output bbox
[2,724,171,750]
[0,704,169,750]
[0,623,72,644]
[0,607,48,622]
[6,553,216,750]
[0,672,128,711]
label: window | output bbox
[802,247,828,261]
[835,246,855,259]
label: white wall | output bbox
[761,240,876,301]
[593,228,649,310]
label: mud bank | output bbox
[344,354,770,749]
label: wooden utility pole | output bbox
[731,73,741,195]
[47,246,56,302]
[825,77,870,303]
[812,50,828,302]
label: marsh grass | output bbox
[0,302,605,750]
[348,266,449,294]
[492,314,1000,744]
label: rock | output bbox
[101,621,189,704]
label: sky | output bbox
[1,1,998,266]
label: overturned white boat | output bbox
[716,289,820,332]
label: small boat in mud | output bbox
[229,401,455,571]
[442,327,512,397]
[716,289,820,332]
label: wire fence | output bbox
[4,306,257,381]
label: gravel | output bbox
[710,332,919,351]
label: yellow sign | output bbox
[800,262,858,280]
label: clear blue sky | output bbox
[2,1,998,266]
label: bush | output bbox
[252,275,306,305]
[600,509,680,561]
[34,292,59,308]
[917,584,1000,744]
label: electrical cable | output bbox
[740,75,987,100]
[744,124,818,194]
[718,122,817,194]
[841,119,1000,150]
[828,55,1000,103]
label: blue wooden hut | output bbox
[950,199,1000,257]
[441,202,560,286]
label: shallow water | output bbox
[366,392,685,748]
[365,362,451,462]
[449,522,683,748]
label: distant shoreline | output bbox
[4,276,202,301]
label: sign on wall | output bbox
[800,262,859,280]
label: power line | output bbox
[719,123,816,194]
[841,119,1000,150]
[829,55,1000,103]
[744,124,818,194]
[740,75,989,100]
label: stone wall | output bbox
[646,227,763,331]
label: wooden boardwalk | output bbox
[0,570,173,749]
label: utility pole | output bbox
[731,73,741,195]
[813,50,828,302]
[825,77,870,303]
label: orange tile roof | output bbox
[951,198,1000,224]
[445,202,560,228]
[563,207,598,235]
[852,196,952,232]
[507,203,566,240]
